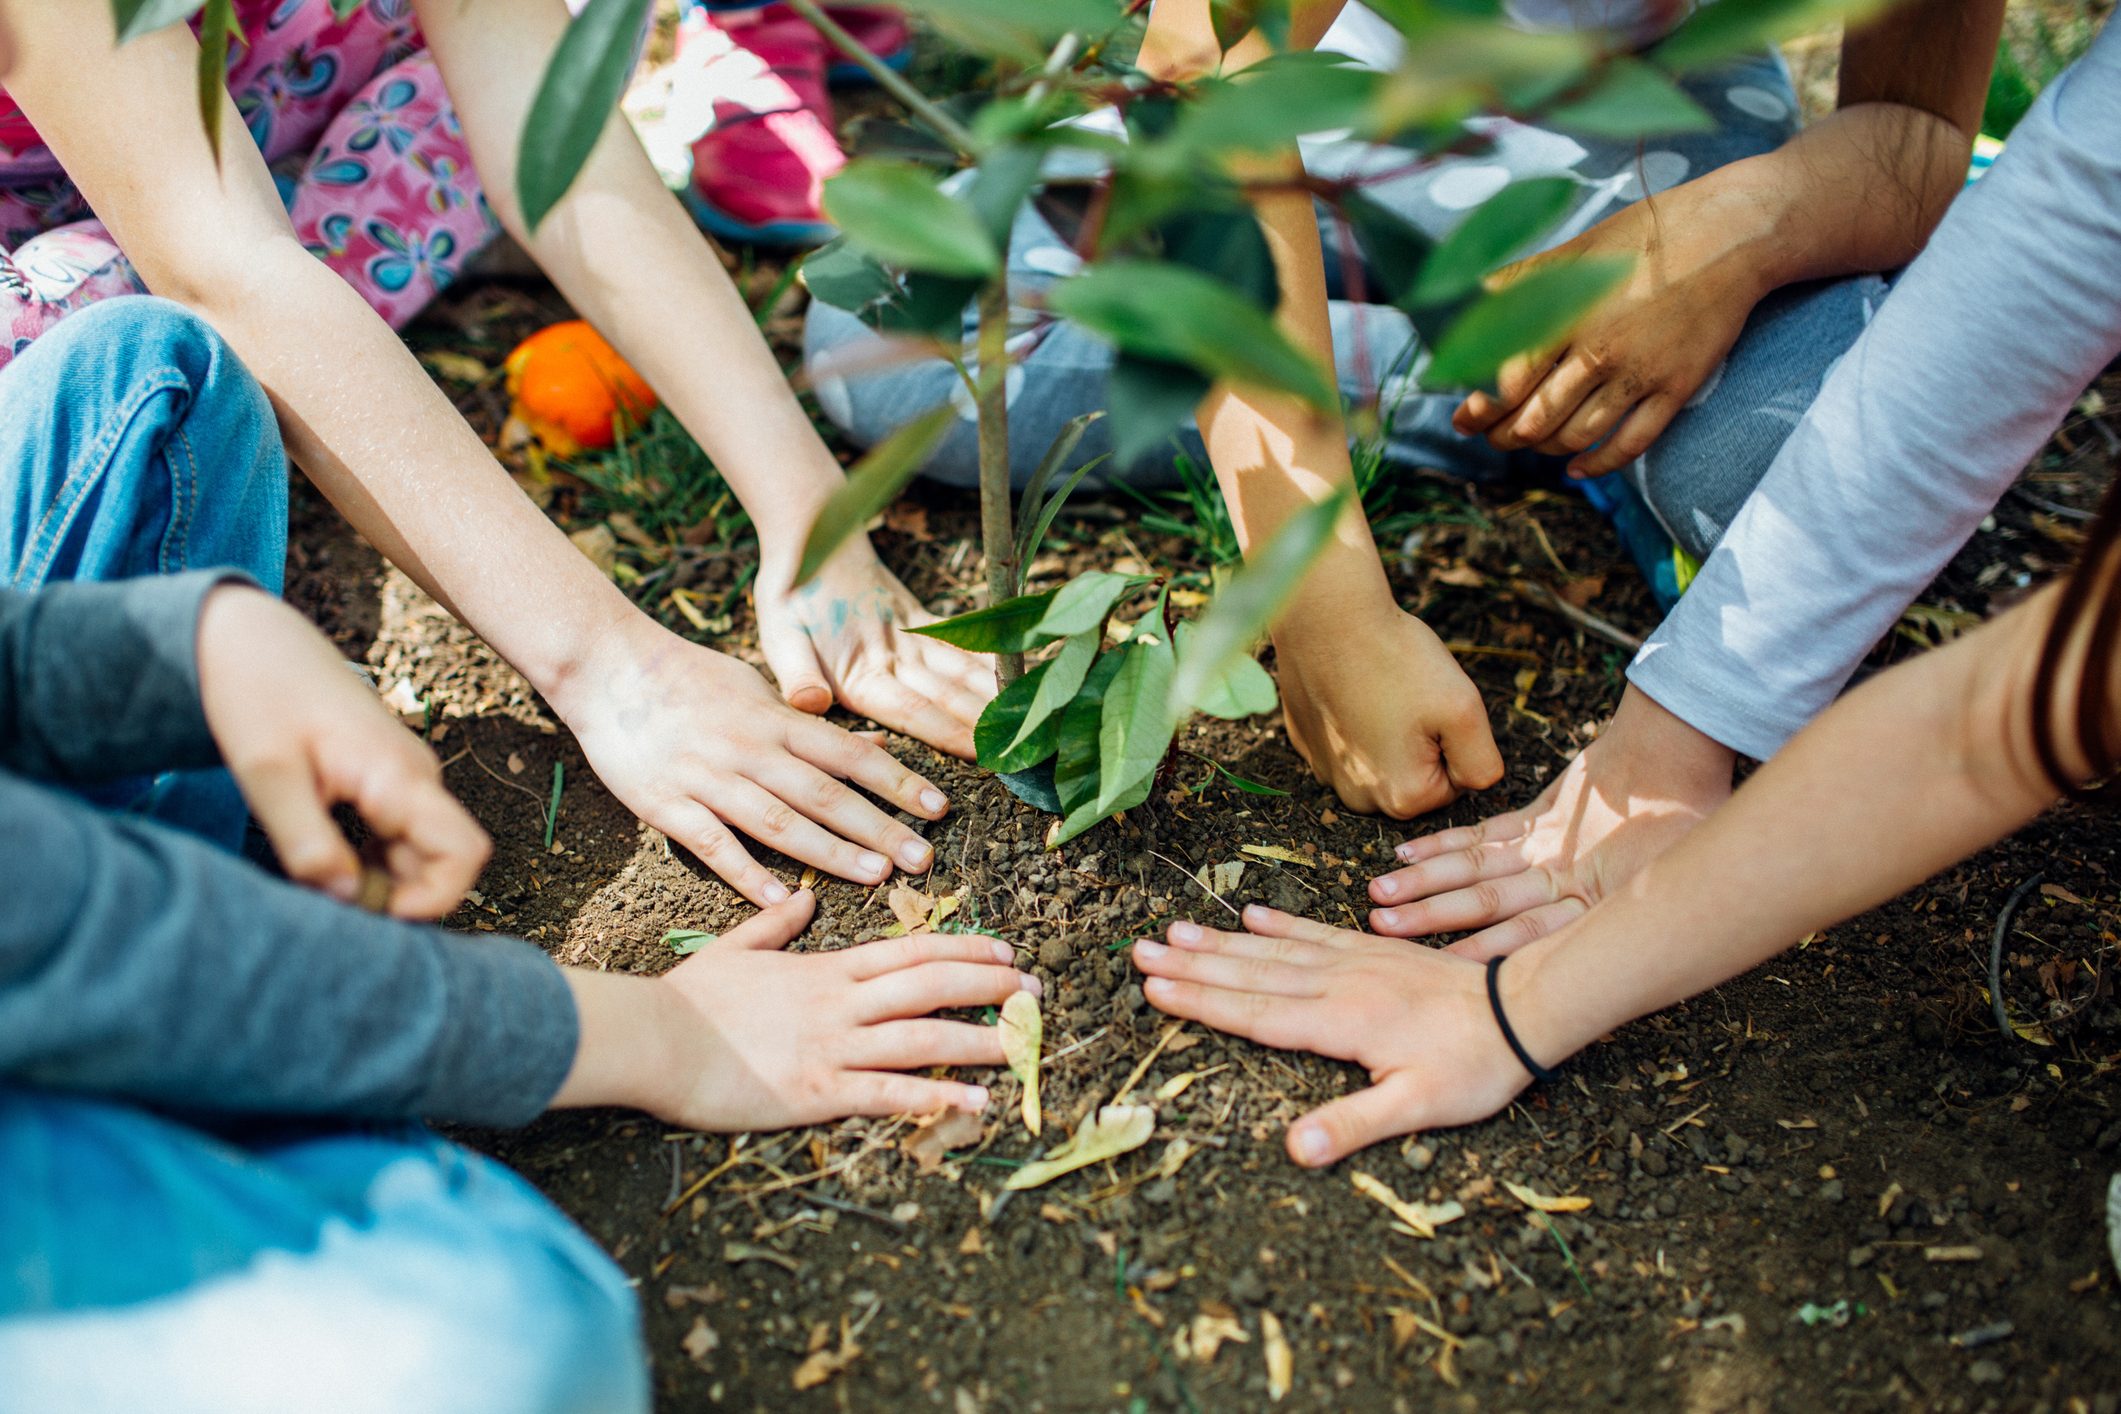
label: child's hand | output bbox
[1273,604,1503,818]
[1451,171,1772,477]
[1369,686,1732,955]
[1132,905,1540,1166]
[194,585,489,918]
[620,892,1034,1132]
[754,543,996,762]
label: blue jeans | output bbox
[803,51,1887,569]
[0,296,286,851]
[0,299,651,1414]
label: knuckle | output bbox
[805,774,848,814]
[1470,880,1506,916]
[757,801,800,838]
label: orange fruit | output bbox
[503,320,657,456]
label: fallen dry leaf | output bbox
[901,1108,986,1175]
[681,1316,719,1368]
[888,886,937,933]
[1004,1104,1156,1190]
[1504,1181,1593,1214]
[1000,991,1044,1136]
[1196,859,1246,896]
[1182,1303,1250,1364]
[1241,844,1315,868]
[1353,1172,1465,1238]
[1261,1310,1293,1401]
[418,350,490,384]
[791,1321,861,1391]
[568,523,618,577]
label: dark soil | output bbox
[283,305,2121,1408]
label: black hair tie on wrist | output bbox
[1487,955,1557,1085]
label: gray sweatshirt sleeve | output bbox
[0,770,579,1128]
[1627,21,2121,760]
[0,572,234,784]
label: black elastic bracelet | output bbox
[1487,956,1557,1085]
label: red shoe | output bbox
[669,4,845,246]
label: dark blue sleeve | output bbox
[0,572,236,784]
[0,771,579,1128]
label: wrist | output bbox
[1608,684,1738,797]
[551,968,690,1115]
[1269,543,1397,645]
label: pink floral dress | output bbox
[0,0,501,366]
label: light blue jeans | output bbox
[804,52,1888,571]
[0,295,285,851]
[0,298,649,1414]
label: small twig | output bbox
[1040,1025,1112,1070]
[784,0,982,157]
[1989,873,2045,1041]
[1510,579,1643,652]
[1149,848,1243,919]
[2010,484,2098,523]
[803,1191,909,1230]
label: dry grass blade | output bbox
[1000,991,1044,1136]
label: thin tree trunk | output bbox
[975,262,1023,684]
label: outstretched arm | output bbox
[414,0,993,757]
[1137,0,1503,818]
[1136,581,2087,1164]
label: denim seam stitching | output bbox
[19,372,193,588]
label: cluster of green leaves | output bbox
[915,493,1344,843]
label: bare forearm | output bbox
[417,0,850,555]
[179,242,636,694]
[1511,600,2056,1059]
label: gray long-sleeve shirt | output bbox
[0,573,577,1127]
[1628,18,2121,759]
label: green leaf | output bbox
[824,160,1000,278]
[793,408,953,586]
[1158,204,1279,310]
[1018,453,1108,570]
[965,144,1043,248]
[113,0,206,43]
[1016,413,1102,549]
[664,928,719,956]
[1107,355,1211,467]
[1420,256,1630,389]
[994,631,1103,769]
[875,271,982,341]
[976,659,1063,772]
[1174,54,1383,155]
[1339,190,1436,311]
[1094,630,1178,816]
[891,0,1123,63]
[1412,176,1580,307]
[194,0,236,164]
[1035,571,1150,640]
[916,591,1061,653]
[1174,620,1279,719]
[1054,648,1131,820]
[802,238,899,315]
[517,0,653,232]
[331,0,365,17]
[1057,756,1154,845]
[1051,262,1335,409]
[1543,58,1716,140]
[1206,760,1290,796]
[1171,489,1349,716]
[1651,0,1896,72]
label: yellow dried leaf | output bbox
[1504,1180,1593,1214]
[418,350,491,384]
[929,891,963,929]
[1000,991,1043,1137]
[901,1108,985,1175]
[1185,1308,1249,1363]
[1261,1310,1293,1401]
[1196,860,1246,896]
[1003,1104,1155,1190]
[666,587,711,633]
[1241,844,1315,868]
[1352,1172,1464,1238]
[1155,1065,1225,1101]
[569,523,618,578]
[798,867,819,891]
[791,1325,861,1390]
[888,886,937,933]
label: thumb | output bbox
[759,616,835,717]
[1442,706,1506,794]
[723,889,819,950]
[240,755,362,902]
[1287,1074,1421,1168]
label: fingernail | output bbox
[1136,939,1167,959]
[1019,974,1044,996]
[1144,976,1173,999]
[1242,903,1270,924]
[960,1086,990,1111]
[1396,843,1416,861]
[857,851,890,879]
[1169,921,1202,944]
[763,881,792,904]
[920,789,948,815]
[1374,908,1402,929]
[1293,1125,1330,1164]
[898,838,932,870]
[1374,877,1401,901]
[989,939,1015,964]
